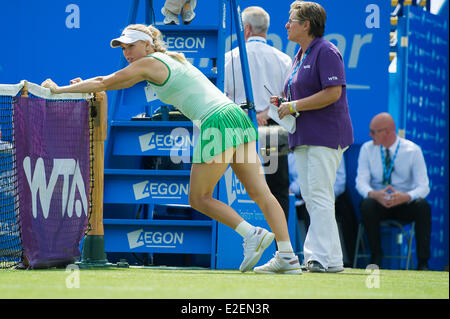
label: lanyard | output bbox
[247,38,267,44]
[380,141,400,185]
[287,48,310,101]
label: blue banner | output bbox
[400,7,449,270]
[1,0,390,144]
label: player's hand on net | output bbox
[41,79,59,93]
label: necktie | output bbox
[383,148,391,185]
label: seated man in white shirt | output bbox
[288,153,358,267]
[355,112,431,270]
[224,6,293,220]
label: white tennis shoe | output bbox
[239,227,274,272]
[161,7,179,25]
[181,9,196,24]
[254,252,302,274]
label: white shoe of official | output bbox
[239,227,275,273]
[254,252,302,274]
[327,265,345,273]
[181,9,196,24]
[161,7,179,25]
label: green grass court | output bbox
[0,266,448,299]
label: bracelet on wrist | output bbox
[289,102,300,117]
[289,102,295,114]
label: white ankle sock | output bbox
[235,220,255,238]
[277,241,295,258]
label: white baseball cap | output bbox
[110,29,154,48]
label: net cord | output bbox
[0,80,92,100]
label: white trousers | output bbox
[164,0,197,14]
[293,145,344,269]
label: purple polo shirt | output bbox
[285,37,354,150]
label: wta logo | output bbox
[22,157,88,219]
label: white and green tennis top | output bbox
[146,52,233,124]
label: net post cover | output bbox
[14,96,90,269]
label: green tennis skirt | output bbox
[193,103,258,163]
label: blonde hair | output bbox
[125,24,188,63]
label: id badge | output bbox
[144,84,158,102]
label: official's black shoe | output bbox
[370,255,382,269]
[417,262,429,271]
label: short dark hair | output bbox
[290,1,326,38]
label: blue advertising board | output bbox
[1,0,390,144]
[10,1,449,269]
[397,7,449,270]
[104,219,215,255]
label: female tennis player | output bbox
[42,24,301,274]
